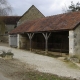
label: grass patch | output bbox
[24,71,75,80]
[64,59,80,69]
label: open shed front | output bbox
[48,31,69,53]
[14,31,69,55]
[32,33,45,51]
[26,31,69,55]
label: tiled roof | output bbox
[0,16,21,24]
[10,20,37,34]
[10,11,80,34]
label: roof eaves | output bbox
[72,22,80,30]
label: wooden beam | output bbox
[27,33,34,51]
[42,32,51,54]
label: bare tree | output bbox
[0,0,12,36]
[0,0,12,16]
[62,4,68,13]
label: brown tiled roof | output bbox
[10,20,37,34]
[0,16,21,24]
[10,11,80,34]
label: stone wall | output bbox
[74,25,80,58]
[0,26,5,35]
[0,34,8,43]
[18,5,45,26]
[17,34,29,49]
[0,35,8,43]
[69,25,80,58]
[69,30,74,56]
[6,24,15,33]
[0,24,16,43]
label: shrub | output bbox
[0,50,14,58]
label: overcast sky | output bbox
[8,0,80,16]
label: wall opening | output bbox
[32,33,45,51]
[48,31,69,54]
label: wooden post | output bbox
[27,33,34,52]
[42,32,51,55]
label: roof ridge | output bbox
[20,5,45,20]
[46,11,80,18]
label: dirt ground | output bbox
[0,43,80,80]
[0,58,35,80]
[0,42,36,80]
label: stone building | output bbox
[17,5,45,26]
[0,5,45,43]
[9,5,45,47]
[9,5,80,57]
[0,16,21,42]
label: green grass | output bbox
[24,71,75,80]
[63,59,80,69]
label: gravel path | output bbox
[0,46,80,80]
[0,72,11,80]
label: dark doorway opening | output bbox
[32,33,45,51]
[48,31,69,53]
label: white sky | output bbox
[8,0,80,16]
